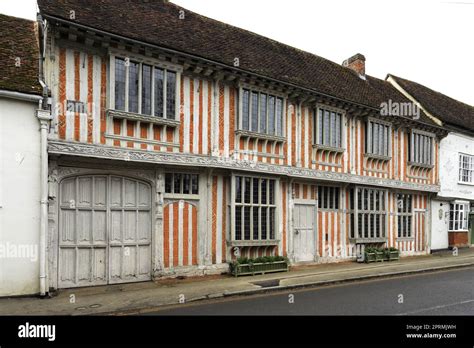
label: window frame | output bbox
[164,172,200,199]
[458,153,474,185]
[109,50,182,121]
[230,174,280,246]
[408,129,435,168]
[237,85,287,140]
[349,186,388,243]
[365,117,392,160]
[448,201,469,231]
[313,104,346,152]
[317,185,340,211]
[396,193,414,239]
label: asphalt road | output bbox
[148,267,474,315]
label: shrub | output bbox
[233,255,288,265]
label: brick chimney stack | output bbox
[342,53,366,77]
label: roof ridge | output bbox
[388,74,474,109]
[0,12,35,24]
[165,1,360,76]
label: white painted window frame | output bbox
[230,173,280,243]
[109,49,182,121]
[448,201,469,231]
[458,153,474,185]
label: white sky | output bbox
[1,0,473,105]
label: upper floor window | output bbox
[240,88,284,137]
[397,194,413,238]
[449,202,469,231]
[459,154,474,184]
[408,130,434,166]
[314,108,343,149]
[366,119,391,158]
[114,57,177,119]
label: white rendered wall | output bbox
[430,131,474,251]
[0,97,40,296]
[438,132,474,200]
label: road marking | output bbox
[398,299,474,315]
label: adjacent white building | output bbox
[0,14,50,296]
[388,74,474,250]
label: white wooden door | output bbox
[293,202,317,262]
[58,175,152,288]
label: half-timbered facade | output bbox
[33,0,449,291]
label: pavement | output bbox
[1,248,473,316]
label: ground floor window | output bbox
[349,187,387,240]
[318,186,340,210]
[449,202,469,231]
[397,193,413,238]
[233,175,277,241]
[165,173,199,195]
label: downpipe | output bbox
[37,14,52,297]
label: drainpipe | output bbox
[37,14,52,297]
[288,178,294,262]
[37,110,52,297]
[206,168,214,265]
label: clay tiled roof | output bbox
[37,0,411,111]
[389,74,474,132]
[38,1,449,130]
[0,14,42,95]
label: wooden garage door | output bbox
[58,175,152,288]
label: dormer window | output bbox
[239,88,285,137]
